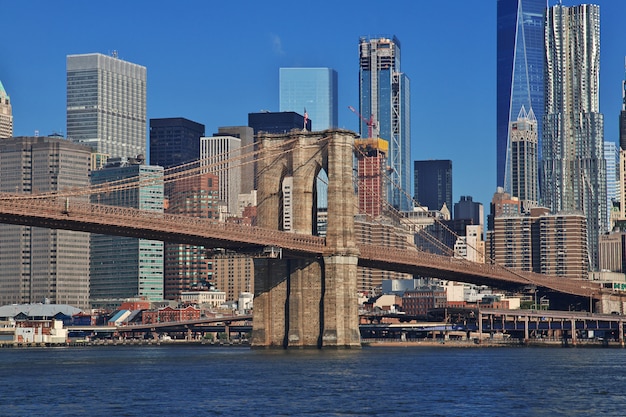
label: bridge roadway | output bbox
[69,315,253,334]
[361,309,626,345]
[0,195,601,298]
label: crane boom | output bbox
[348,106,375,138]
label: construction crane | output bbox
[348,106,377,139]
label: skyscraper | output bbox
[248,111,310,135]
[0,137,91,309]
[149,118,205,169]
[278,69,336,213]
[0,80,12,138]
[414,160,452,212]
[619,59,626,151]
[200,135,241,216]
[359,36,411,211]
[164,173,219,300]
[90,160,164,303]
[605,141,619,229]
[510,106,538,211]
[542,4,606,270]
[67,53,147,159]
[497,0,546,191]
[248,112,310,191]
[279,67,338,130]
[618,60,626,224]
[217,126,255,195]
[454,196,484,227]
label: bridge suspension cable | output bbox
[350,141,538,287]
[0,135,333,202]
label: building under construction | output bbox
[355,138,388,219]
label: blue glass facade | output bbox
[149,118,205,169]
[497,0,546,190]
[359,36,411,211]
[90,163,164,302]
[279,68,338,130]
[414,160,453,212]
[248,111,310,135]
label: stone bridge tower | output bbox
[251,129,361,348]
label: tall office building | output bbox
[0,80,12,138]
[200,135,241,216]
[542,4,606,270]
[454,196,484,227]
[279,68,338,130]
[497,0,546,191]
[279,68,337,213]
[90,160,164,303]
[510,106,539,211]
[359,36,411,211]
[605,141,619,229]
[67,53,147,159]
[248,111,311,135]
[248,112,310,192]
[619,59,626,151]
[414,160,452,212]
[619,62,626,222]
[486,187,522,262]
[217,126,255,195]
[149,118,204,169]
[0,137,91,309]
[164,173,219,300]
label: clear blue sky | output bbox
[2,1,626,209]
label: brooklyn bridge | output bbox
[0,129,608,348]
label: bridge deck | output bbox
[0,195,602,298]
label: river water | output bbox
[1,344,625,416]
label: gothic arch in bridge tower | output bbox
[255,132,326,236]
[252,129,361,348]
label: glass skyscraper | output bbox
[413,159,452,212]
[279,68,337,211]
[149,118,205,169]
[279,68,338,130]
[90,161,164,302]
[542,4,606,270]
[359,36,411,211]
[604,141,619,228]
[510,106,538,212]
[0,80,12,139]
[621,60,626,150]
[497,0,546,191]
[67,53,147,159]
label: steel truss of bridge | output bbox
[0,195,605,300]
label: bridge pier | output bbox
[321,254,360,347]
[250,258,290,348]
[251,129,361,349]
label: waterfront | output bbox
[1,345,626,416]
